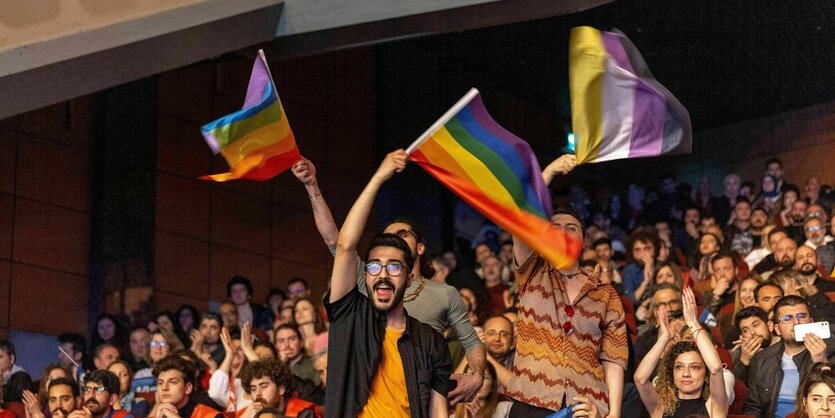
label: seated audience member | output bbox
[777,186,800,227]
[1,340,34,406]
[128,328,151,373]
[796,245,835,294]
[155,312,187,349]
[742,295,835,418]
[455,315,514,392]
[218,303,241,335]
[635,262,686,322]
[273,325,319,388]
[749,206,769,249]
[728,198,754,255]
[21,377,82,418]
[311,350,327,390]
[754,281,784,320]
[745,224,775,270]
[817,216,835,276]
[623,229,661,303]
[719,274,761,348]
[151,356,223,418]
[593,238,623,287]
[133,329,183,396]
[729,307,775,383]
[481,255,509,315]
[107,361,149,417]
[94,344,122,371]
[793,362,835,418]
[286,278,311,302]
[58,333,88,372]
[227,276,273,331]
[264,290,287,329]
[93,315,127,357]
[207,327,249,412]
[753,227,790,274]
[36,365,70,408]
[292,298,327,356]
[190,314,225,366]
[700,252,739,318]
[167,350,223,412]
[634,286,729,418]
[81,369,135,418]
[803,217,829,250]
[177,306,201,340]
[452,363,513,418]
[771,269,835,322]
[236,359,318,418]
[689,233,721,290]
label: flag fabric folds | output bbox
[569,26,692,164]
[407,89,583,268]
[200,50,301,182]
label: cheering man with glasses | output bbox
[743,295,835,418]
[293,156,486,404]
[325,150,451,418]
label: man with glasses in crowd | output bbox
[743,295,835,418]
[292,155,486,404]
[75,370,133,418]
[324,150,452,417]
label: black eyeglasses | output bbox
[366,262,406,277]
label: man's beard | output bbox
[367,279,406,314]
[800,262,817,276]
[51,408,71,418]
[253,397,278,409]
[778,257,795,268]
[791,215,805,224]
[85,399,105,416]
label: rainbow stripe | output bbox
[407,89,582,268]
[569,26,692,164]
[200,50,301,182]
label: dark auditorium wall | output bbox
[152,48,377,313]
[0,98,94,338]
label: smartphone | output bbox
[795,321,831,342]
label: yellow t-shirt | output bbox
[358,328,410,417]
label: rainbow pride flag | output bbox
[569,26,692,164]
[200,50,301,182]
[407,89,582,268]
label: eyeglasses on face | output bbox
[395,229,418,241]
[484,330,512,340]
[655,300,681,309]
[82,386,106,395]
[778,312,810,323]
[806,225,823,232]
[366,262,406,277]
[149,341,169,348]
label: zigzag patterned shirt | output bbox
[506,252,628,414]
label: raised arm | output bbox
[633,308,672,414]
[682,285,728,412]
[292,158,340,249]
[512,154,577,264]
[330,150,408,303]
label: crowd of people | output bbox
[1,154,834,418]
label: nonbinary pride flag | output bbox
[407,89,582,268]
[569,26,692,164]
[200,50,301,182]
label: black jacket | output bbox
[742,331,835,418]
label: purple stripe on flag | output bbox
[601,32,634,74]
[468,95,552,215]
[627,81,666,158]
[243,56,271,109]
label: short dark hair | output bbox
[773,295,808,318]
[752,206,768,217]
[364,233,414,271]
[266,288,287,303]
[152,355,196,387]
[734,306,769,330]
[710,251,736,268]
[734,197,751,208]
[754,281,784,302]
[0,340,15,357]
[551,207,585,238]
[767,227,788,243]
[592,237,612,249]
[252,341,278,359]
[274,323,302,340]
[49,377,80,397]
[765,157,782,169]
[84,369,120,396]
[200,312,222,327]
[58,333,87,355]
[626,229,660,262]
[239,359,295,396]
[287,277,309,290]
[227,276,253,298]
